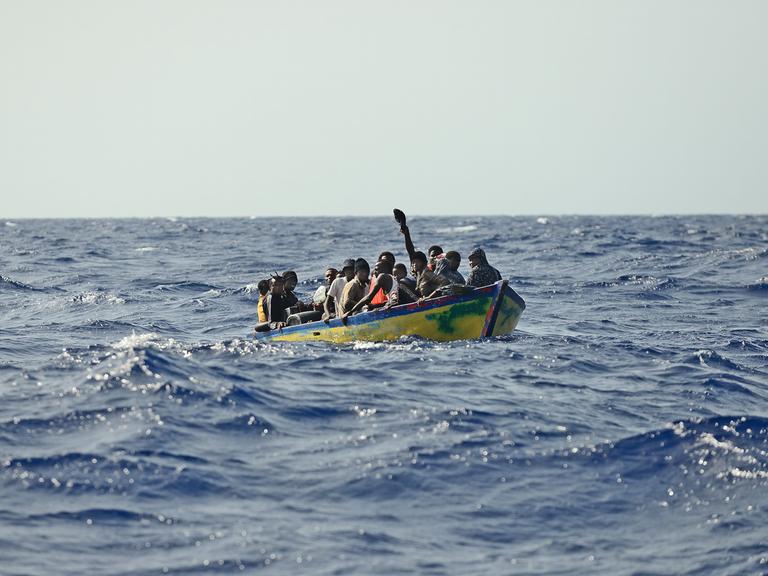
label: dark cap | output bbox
[468,248,485,260]
[342,258,355,270]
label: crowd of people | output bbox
[254,221,502,331]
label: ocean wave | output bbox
[581,275,680,291]
[211,413,274,434]
[691,349,749,372]
[2,450,229,497]
[29,508,157,524]
[747,276,768,291]
[435,225,479,233]
[154,281,225,293]
[74,320,143,331]
[0,275,38,291]
[564,415,768,486]
[699,376,763,399]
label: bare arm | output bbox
[323,295,335,322]
[344,276,393,319]
[343,291,374,320]
[401,225,416,262]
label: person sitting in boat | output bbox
[368,260,391,306]
[312,267,337,312]
[324,259,355,323]
[413,251,450,299]
[390,262,418,306]
[284,267,337,326]
[435,250,465,285]
[282,270,311,312]
[338,258,370,318]
[342,260,397,322]
[393,262,416,290]
[378,251,396,267]
[399,224,450,299]
[256,279,271,323]
[427,245,444,271]
[466,248,502,287]
[263,274,292,330]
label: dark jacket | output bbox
[466,248,502,287]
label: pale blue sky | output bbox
[1,1,766,217]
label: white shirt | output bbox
[312,285,328,305]
[327,276,348,304]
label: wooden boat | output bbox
[254,280,525,343]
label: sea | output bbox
[1,215,767,575]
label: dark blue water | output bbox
[1,215,767,575]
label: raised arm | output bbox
[401,225,417,262]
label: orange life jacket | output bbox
[369,274,391,305]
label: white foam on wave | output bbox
[135,246,156,252]
[702,246,766,262]
[110,331,194,357]
[537,217,549,225]
[694,349,714,367]
[112,331,162,351]
[725,468,768,479]
[72,292,125,304]
[5,221,17,227]
[352,341,385,350]
[72,291,126,305]
[436,225,479,233]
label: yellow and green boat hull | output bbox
[255,280,525,344]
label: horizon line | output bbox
[3,212,766,221]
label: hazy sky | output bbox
[1,1,766,217]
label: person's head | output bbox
[377,259,393,275]
[445,251,461,271]
[282,270,298,291]
[354,258,370,282]
[428,245,443,259]
[257,279,270,296]
[468,248,487,269]
[393,263,408,280]
[270,275,285,294]
[324,267,338,286]
[378,251,395,266]
[341,258,355,280]
[372,260,381,277]
[411,251,428,274]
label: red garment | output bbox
[369,275,389,305]
[427,253,445,272]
